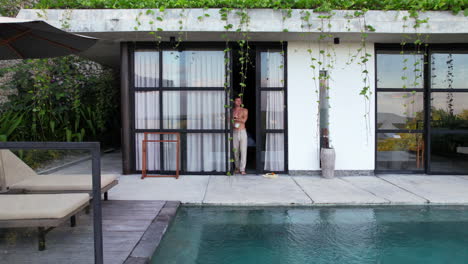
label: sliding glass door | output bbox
[257,47,288,174]
[429,51,468,174]
[376,44,468,174]
[132,44,230,174]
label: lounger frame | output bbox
[0,201,89,250]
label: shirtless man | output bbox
[232,97,248,175]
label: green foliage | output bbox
[34,0,467,14]
[0,55,119,143]
[0,0,33,16]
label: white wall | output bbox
[287,41,375,171]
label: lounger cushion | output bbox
[9,174,118,191]
[0,193,89,220]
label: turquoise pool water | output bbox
[152,206,468,264]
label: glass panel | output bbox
[430,92,468,129]
[377,132,424,171]
[134,50,159,87]
[187,133,226,172]
[162,91,184,129]
[135,91,159,129]
[261,50,284,87]
[431,53,468,89]
[261,91,284,130]
[163,50,225,87]
[163,91,225,130]
[319,70,330,148]
[376,53,424,89]
[263,133,285,171]
[186,91,225,129]
[430,133,468,173]
[135,133,160,171]
[162,134,179,171]
[377,92,424,130]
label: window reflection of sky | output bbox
[377,52,468,122]
[377,54,424,89]
[431,53,468,89]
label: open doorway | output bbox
[232,45,257,173]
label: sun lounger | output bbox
[0,193,89,250]
[0,150,118,200]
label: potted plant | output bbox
[320,128,335,179]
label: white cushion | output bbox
[0,193,89,220]
[10,174,118,191]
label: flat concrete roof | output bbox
[16,9,468,66]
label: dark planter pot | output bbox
[320,148,335,179]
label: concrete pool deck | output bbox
[55,151,468,206]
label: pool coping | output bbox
[123,201,180,264]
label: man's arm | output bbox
[240,109,248,124]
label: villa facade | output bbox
[17,9,468,175]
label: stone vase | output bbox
[320,148,335,179]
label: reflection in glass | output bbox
[187,133,226,172]
[261,91,284,130]
[430,133,468,173]
[430,92,468,129]
[261,50,284,87]
[163,50,225,87]
[163,91,225,129]
[263,133,285,171]
[377,53,424,89]
[319,70,330,148]
[431,53,468,89]
[377,92,424,130]
[377,133,424,171]
[135,91,159,129]
[135,51,159,87]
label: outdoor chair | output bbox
[0,193,89,250]
[0,150,118,200]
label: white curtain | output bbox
[264,133,285,171]
[135,91,159,129]
[135,133,160,171]
[163,50,224,87]
[135,51,159,87]
[264,91,284,130]
[163,134,178,171]
[261,51,284,87]
[187,134,226,172]
[187,91,226,172]
[163,91,181,129]
[136,50,227,172]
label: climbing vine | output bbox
[28,1,468,172]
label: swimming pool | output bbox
[152,206,468,264]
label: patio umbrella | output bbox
[0,16,97,60]
[0,17,97,192]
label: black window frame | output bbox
[128,42,289,175]
[375,43,468,175]
[130,42,230,175]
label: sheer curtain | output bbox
[187,91,225,172]
[134,51,160,171]
[135,51,159,87]
[261,51,284,87]
[265,134,284,171]
[163,50,224,87]
[135,133,160,171]
[135,91,159,129]
[264,91,285,171]
[163,50,226,172]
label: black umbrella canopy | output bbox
[0,16,97,60]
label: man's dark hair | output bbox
[234,96,242,100]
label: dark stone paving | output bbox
[0,200,179,264]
